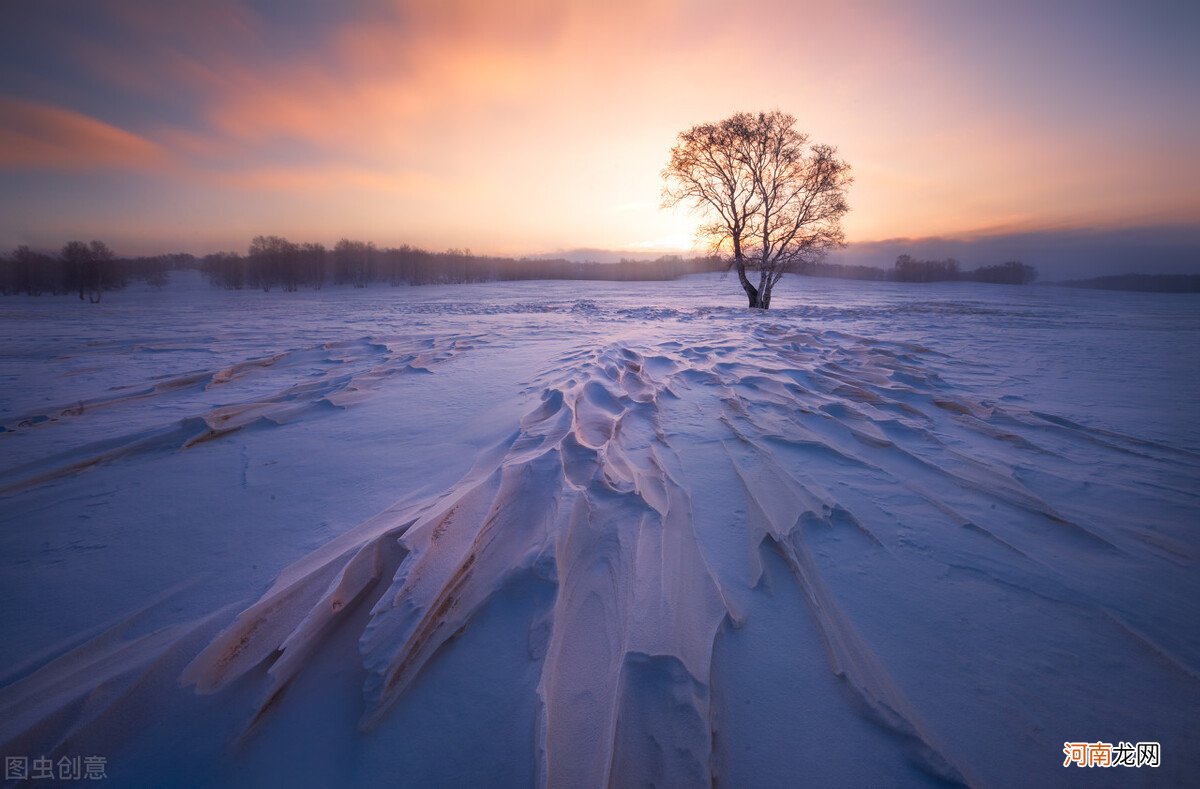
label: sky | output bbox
[1,0,1198,268]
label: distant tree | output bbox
[89,241,119,300]
[4,246,63,295]
[202,252,246,289]
[663,110,852,309]
[893,253,916,281]
[142,260,169,287]
[970,260,1037,285]
[299,242,328,289]
[893,255,961,282]
[0,250,11,296]
[795,259,887,281]
[248,235,300,292]
[441,248,473,283]
[61,241,90,300]
[333,239,375,287]
[61,240,118,302]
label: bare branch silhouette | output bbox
[663,111,852,308]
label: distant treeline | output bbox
[1054,274,1200,293]
[794,256,1037,285]
[893,256,1038,284]
[0,237,726,297]
[0,242,184,300]
[0,239,1061,298]
[200,236,728,290]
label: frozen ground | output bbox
[1,272,1197,786]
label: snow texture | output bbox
[1,272,1198,786]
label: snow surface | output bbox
[1,272,1198,786]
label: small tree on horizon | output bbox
[663,110,852,309]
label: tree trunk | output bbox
[733,253,760,308]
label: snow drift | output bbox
[1,276,1197,786]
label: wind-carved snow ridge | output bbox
[360,341,746,788]
[15,316,1195,785]
[0,334,478,493]
[180,339,735,784]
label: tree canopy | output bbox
[663,111,852,308]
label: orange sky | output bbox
[1,0,1197,256]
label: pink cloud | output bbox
[0,98,170,171]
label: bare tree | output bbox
[663,111,851,309]
[333,239,376,288]
[7,245,62,295]
[203,252,246,289]
[299,242,328,289]
[61,240,117,302]
[248,235,301,292]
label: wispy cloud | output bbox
[0,98,170,171]
[0,0,1197,254]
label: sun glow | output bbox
[0,1,1197,255]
